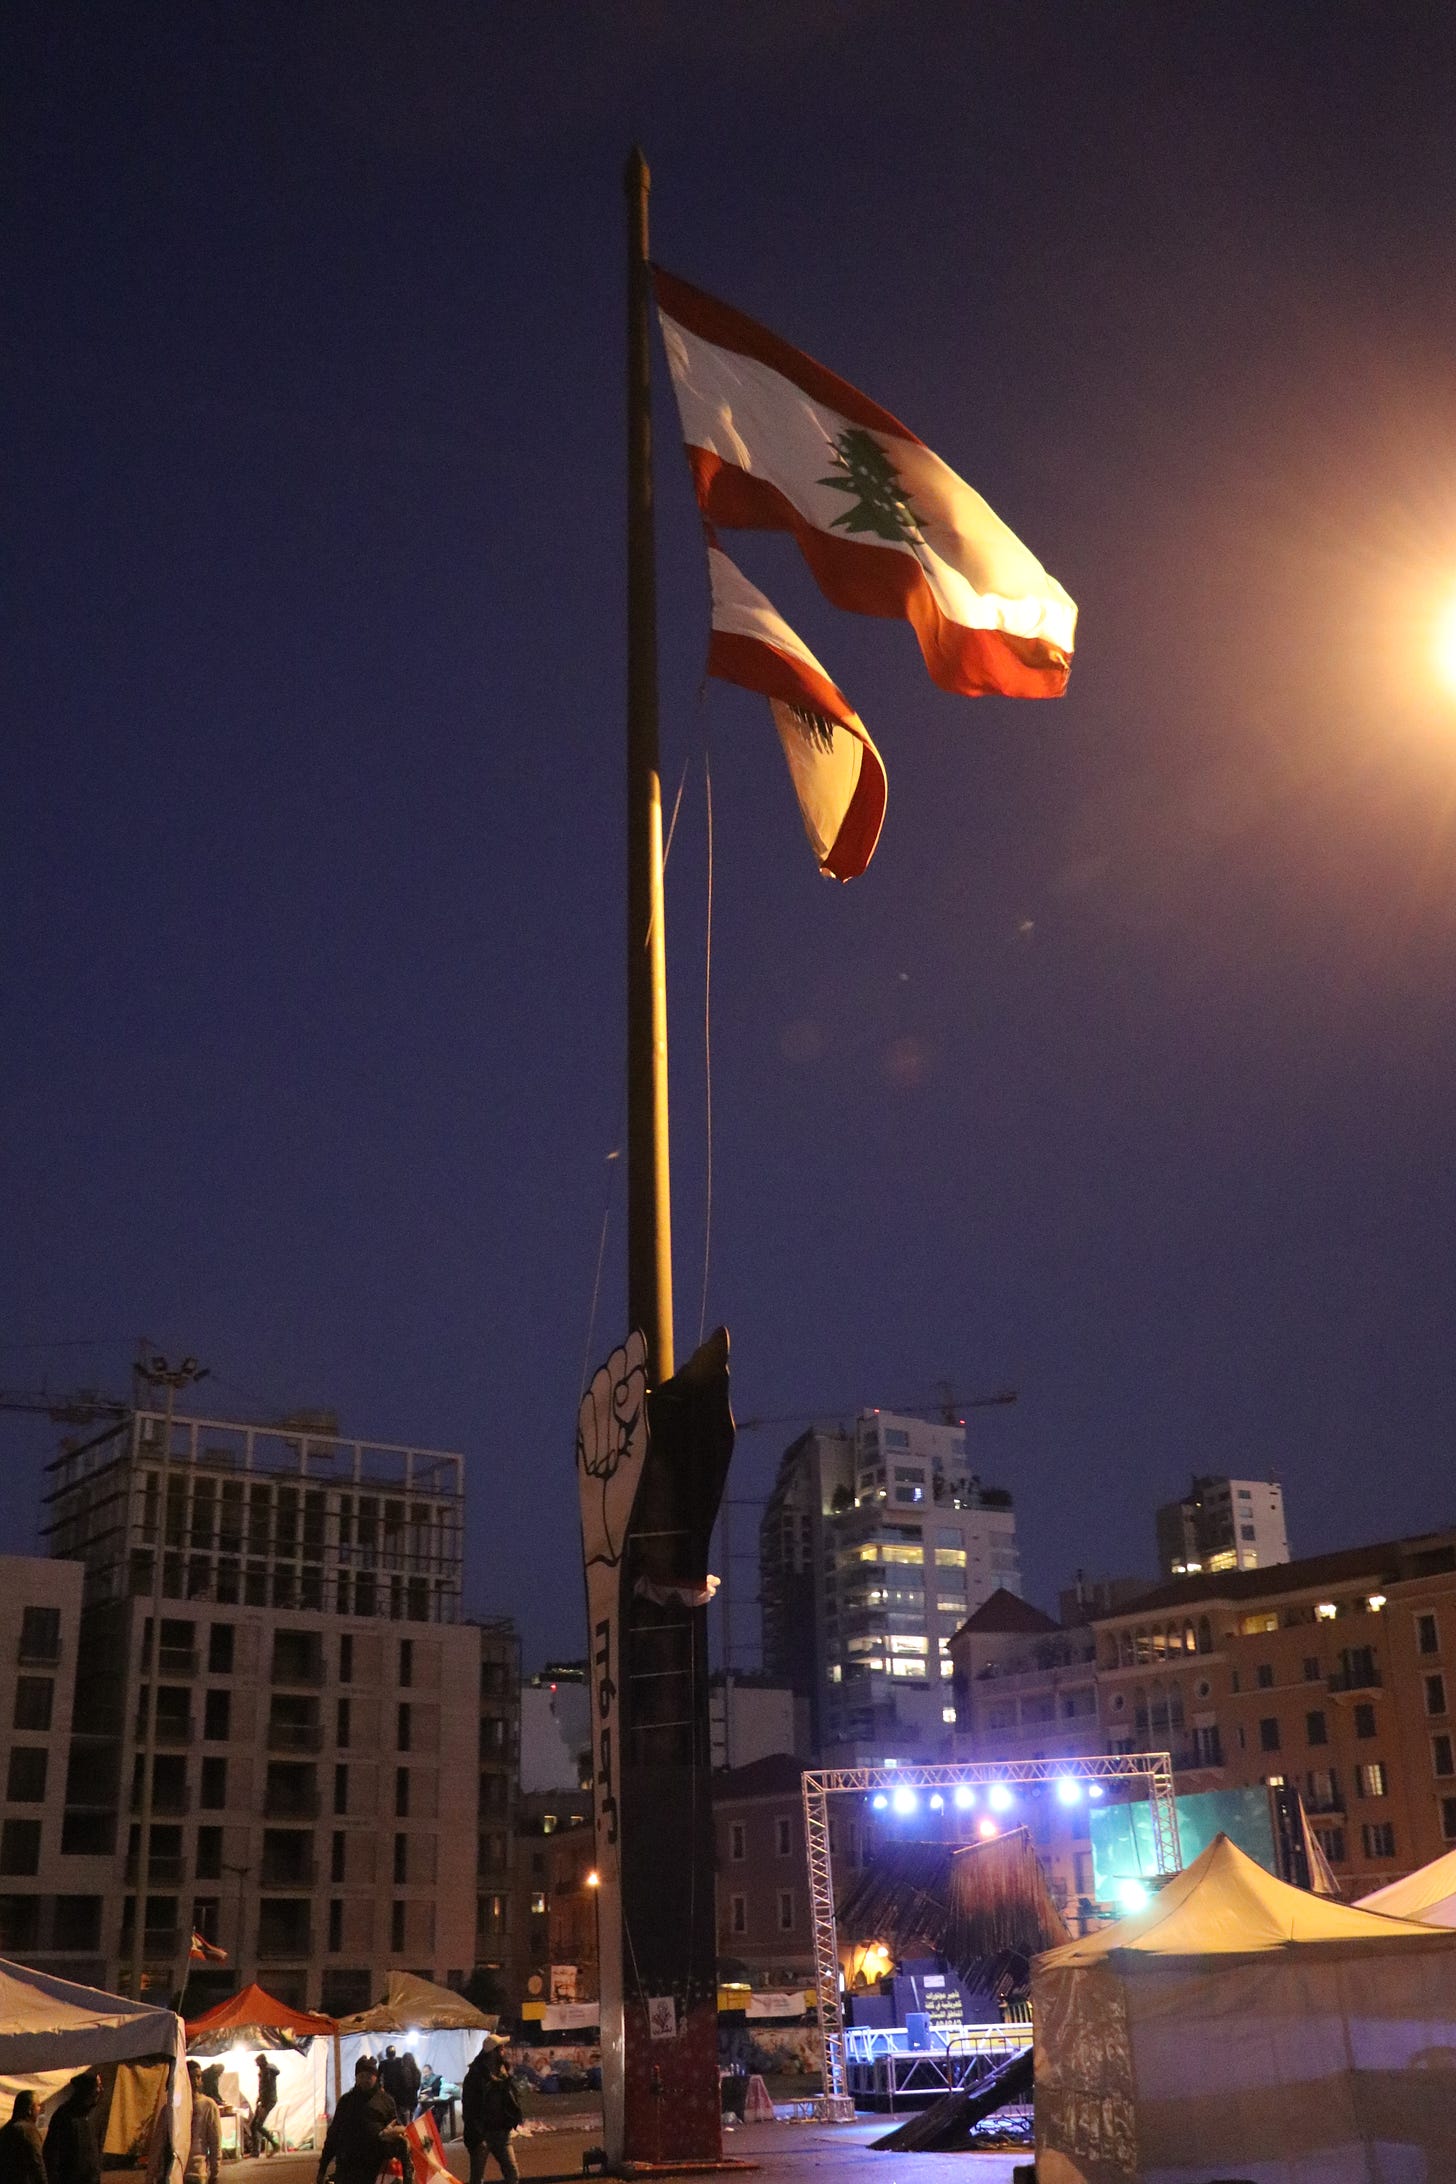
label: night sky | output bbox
[7,5,1456,1675]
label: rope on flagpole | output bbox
[698,734,715,1347]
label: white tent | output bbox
[1359,1845,1456,1927]
[0,1956,188,2184]
[331,1975,498,2118]
[1032,1833,1456,2184]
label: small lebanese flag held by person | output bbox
[656,268,1076,701]
[188,1930,227,1962]
[706,544,886,881]
[402,2113,453,2184]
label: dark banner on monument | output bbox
[577,1326,734,2163]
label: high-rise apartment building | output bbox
[1156,1475,1289,1579]
[34,1402,498,2006]
[761,1409,1020,1754]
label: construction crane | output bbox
[0,1388,131,1426]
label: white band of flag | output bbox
[657,268,1075,701]
[706,546,886,882]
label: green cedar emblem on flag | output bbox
[820,427,925,545]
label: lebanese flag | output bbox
[402,2113,453,2184]
[706,544,885,881]
[656,269,1076,701]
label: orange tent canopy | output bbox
[186,1981,336,2049]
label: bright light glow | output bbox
[871,1793,889,1810]
[891,1786,918,1815]
[929,1793,944,1811]
[953,1785,976,1810]
[977,1816,999,1839]
[1088,1783,1104,1800]
[1316,1602,1338,1620]
[227,2049,250,2073]
[405,2028,422,2047]
[585,1870,600,1887]
[1437,596,1456,694]
[987,1782,1013,1812]
[1055,1776,1083,1806]
[1115,1879,1151,1914]
[1367,1594,1387,1612]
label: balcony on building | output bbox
[1328,1649,1381,1693]
[264,1763,319,1820]
[268,1694,323,1752]
[272,1631,326,1687]
[256,1900,312,1961]
[260,1830,317,1889]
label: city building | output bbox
[713,1755,821,1990]
[475,1618,521,1995]
[1090,1532,1456,1895]
[0,1557,106,1982]
[761,1410,1020,1755]
[1156,1475,1289,1579]
[519,1667,591,1795]
[709,1675,804,1771]
[945,1528,1456,1904]
[947,1590,1101,1912]
[38,1401,486,2005]
[511,1786,593,2007]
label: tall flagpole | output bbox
[579,151,731,2169]
[625,145,674,1388]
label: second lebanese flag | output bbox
[656,269,1076,701]
[706,545,886,882]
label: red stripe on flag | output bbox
[819,739,886,883]
[654,267,921,446]
[690,452,1069,701]
[705,630,856,728]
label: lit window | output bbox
[1315,1603,1338,1622]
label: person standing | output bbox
[0,2092,46,2184]
[378,2048,420,2126]
[315,2058,403,2184]
[461,2044,520,2184]
[183,2065,220,2184]
[250,2056,280,2157]
[42,2074,101,2184]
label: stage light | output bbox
[405,2028,422,2047]
[1115,1879,1150,1914]
[1087,1783,1104,1800]
[953,1786,975,1810]
[929,1793,944,1811]
[987,1782,1013,1812]
[1055,1776,1083,1806]
[891,1786,918,1815]
[977,1817,999,1839]
[871,1792,889,1810]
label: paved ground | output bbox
[219,2115,1028,2184]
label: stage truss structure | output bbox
[801,1752,1182,2113]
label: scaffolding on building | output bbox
[44,1410,466,1621]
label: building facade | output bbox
[1155,1475,1289,1579]
[24,1403,502,2004]
[761,1411,1020,1756]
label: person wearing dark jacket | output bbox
[250,2055,281,2157]
[0,2092,46,2184]
[461,2045,520,2184]
[316,2058,403,2184]
[378,2048,420,2124]
[42,2074,101,2184]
